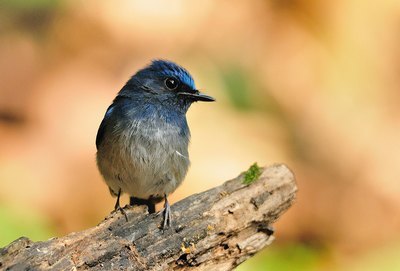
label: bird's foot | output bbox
[114,205,128,222]
[114,189,128,222]
[162,196,172,230]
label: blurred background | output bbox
[1,0,400,270]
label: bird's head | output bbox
[120,60,215,110]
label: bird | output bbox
[95,60,215,229]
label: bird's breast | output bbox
[97,107,191,198]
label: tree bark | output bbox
[0,164,297,271]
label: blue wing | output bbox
[96,105,114,149]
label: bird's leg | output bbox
[162,194,171,230]
[129,196,156,214]
[114,189,128,221]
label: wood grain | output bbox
[0,164,297,271]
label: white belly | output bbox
[97,121,190,199]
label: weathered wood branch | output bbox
[0,164,297,271]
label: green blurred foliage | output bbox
[237,244,324,271]
[340,243,400,271]
[221,65,283,117]
[0,205,55,248]
[0,0,62,36]
[0,0,61,10]
[222,67,254,111]
[221,65,310,162]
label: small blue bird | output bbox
[96,60,214,229]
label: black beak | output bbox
[178,91,215,102]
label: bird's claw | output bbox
[114,189,128,222]
[114,205,128,222]
[162,198,172,230]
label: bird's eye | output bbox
[164,77,179,90]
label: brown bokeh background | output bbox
[1,1,400,270]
